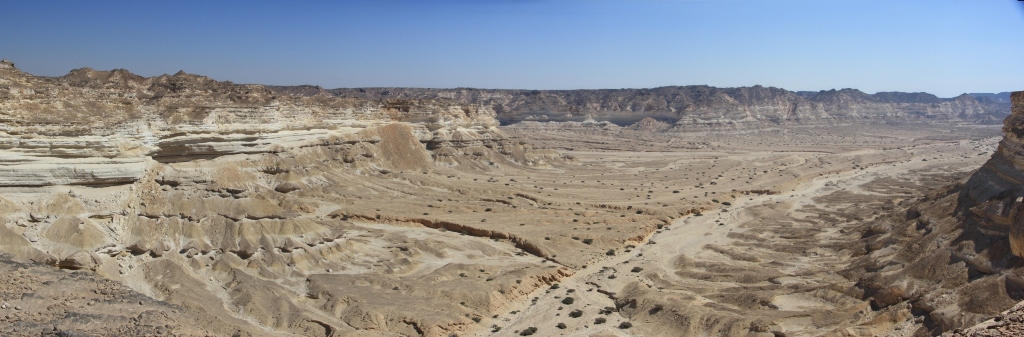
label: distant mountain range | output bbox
[968,92,1013,103]
[271,85,1012,128]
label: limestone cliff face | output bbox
[271,86,1011,128]
[0,60,549,187]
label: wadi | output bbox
[0,59,1022,337]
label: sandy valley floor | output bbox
[476,124,1001,337]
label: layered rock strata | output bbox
[271,85,1010,128]
[0,60,575,337]
[0,60,545,187]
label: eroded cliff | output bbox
[840,91,1024,335]
[0,59,546,187]
[0,60,578,337]
[270,85,1011,128]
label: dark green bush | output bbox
[519,327,537,336]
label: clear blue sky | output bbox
[1,0,1021,97]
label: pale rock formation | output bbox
[0,60,568,337]
[279,86,1011,127]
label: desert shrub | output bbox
[568,309,583,318]
[519,327,537,336]
[561,297,575,305]
[556,322,567,329]
[618,322,633,329]
[594,317,606,324]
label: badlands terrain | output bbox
[0,59,1022,337]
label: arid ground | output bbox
[2,121,1003,337]
[477,124,1001,337]
[2,62,1019,337]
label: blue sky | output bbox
[1,0,1021,97]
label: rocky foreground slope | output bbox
[270,85,1010,128]
[839,91,1024,335]
[0,60,580,336]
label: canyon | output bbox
[0,59,1021,337]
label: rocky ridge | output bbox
[270,85,1011,128]
[0,60,574,337]
[0,60,549,187]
